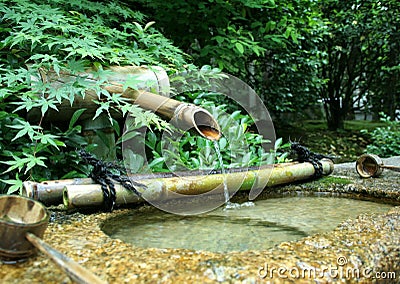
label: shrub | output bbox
[0,0,188,193]
[0,0,286,195]
[122,87,290,174]
[361,113,400,157]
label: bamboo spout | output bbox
[117,88,221,140]
[29,66,221,140]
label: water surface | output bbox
[102,196,393,252]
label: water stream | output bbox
[102,196,393,253]
[213,141,253,210]
[213,141,230,204]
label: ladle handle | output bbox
[26,233,107,284]
[381,165,400,172]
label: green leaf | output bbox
[118,130,141,144]
[123,74,144,91]
[148,157,165,169]
[8,120,41,141]
[146,132,157,150]
[290,30,298,44]
[69,108,87,130]
[219,137,227,150]
[284,27,293,39]
[275,137,283,150]
[12,128,29,141]
[1,177,23,194]
[35,134,64,149]
[111,118,120,136]
[235,42,244,54]
[124,150,145,173]
[93,105,106,120]
[24,155,47,174]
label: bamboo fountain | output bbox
[23,65,334,209]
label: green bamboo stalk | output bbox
[62,160,334,209]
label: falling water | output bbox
[213,141,252,210]
[213,141,230,203]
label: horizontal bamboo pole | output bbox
[62,160,334,209]
[23,178,95,206]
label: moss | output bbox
[316,176,352,185]
[344,120,387,131]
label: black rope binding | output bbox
[290,142,333,178]
[79,150,145,212]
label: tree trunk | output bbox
[324,98,345,130]
[326,110,345,130]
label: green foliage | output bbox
[128,0,400,129]
[275,120,376,163]
[0,0,189,193]
[361,114,400,157]
[128,0,328,115]
[317,0,400,130]
[159,102,271,171]
[123,92,289,174]
[273,138,291,164]
[0,108,90,194]
[1,0,286,194]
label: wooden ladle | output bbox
[0,195,106,284]
[26,233,107,284]
[356,154,400,178]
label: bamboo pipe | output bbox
[22,179,95,206]
[109,86,221,141]
[356,153,400,178]
[62,159,334,209]
[21,170,223,205]
[28,66,221,140]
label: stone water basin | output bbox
[0,159,399,283]
[101,196,394,253]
